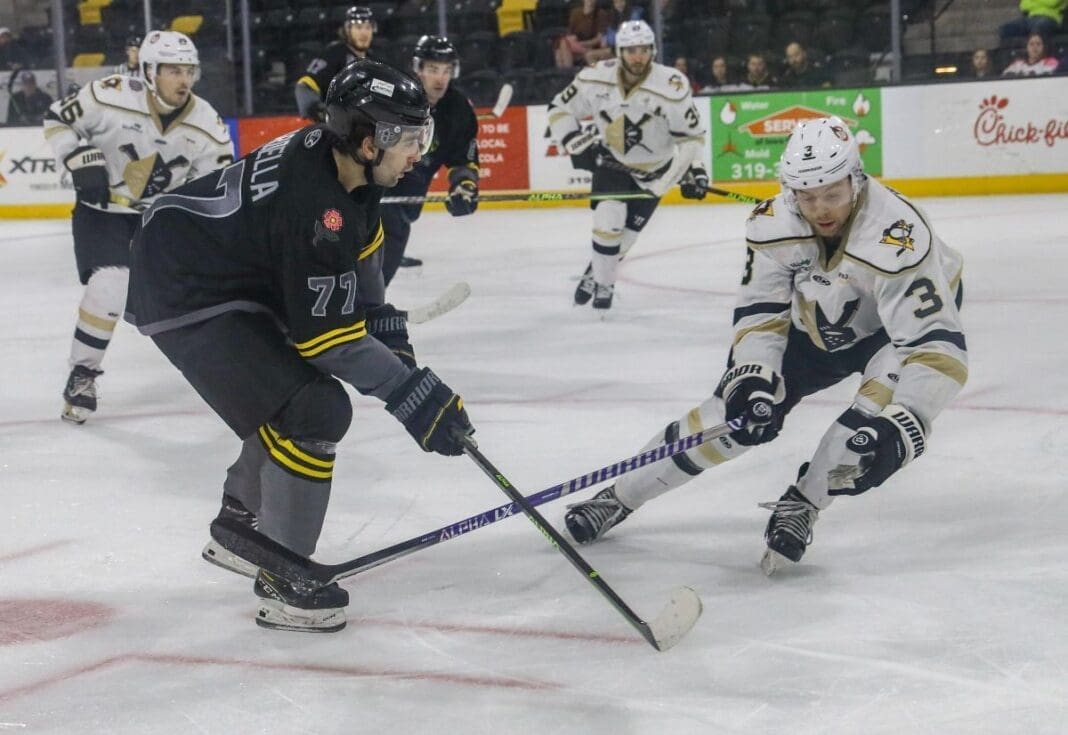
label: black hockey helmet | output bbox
[326,59,433,162]
[345,6,374,25]
[125,35,143,49]
[413,35,460,78]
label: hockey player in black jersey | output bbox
[295,5,376,122]
[380,35,480,285]
[127,60,476,633]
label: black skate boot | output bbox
[592,283,614,311]
[61,365,103,424]
[574,263,595,305]
[399,255,423,268]
[759,485,819,575]
[564,486,632,544]
[202,496,260,578]
[254,569,348,633]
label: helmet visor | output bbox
[375,117,434,157]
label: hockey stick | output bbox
[380,189,656,205]
[209,415,749,590]
[404,281,471,324]
[456,433,702,651]
[476,83,513,120]
[593,155,761,205]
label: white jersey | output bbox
[547,58,705,180]
[736,178,967,427]
[44,74,233,214]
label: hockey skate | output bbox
[573,263,595,305]
[592,283,614,311]
[399,255,422,268]
[202,495,260,578]
[564,485,632,544]
[758,485,819,576]
[254,569,348,633]
[61,365,103,424]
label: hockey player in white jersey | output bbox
[44,30,233,423]
[547,20,708,311]
[564,117,968,574]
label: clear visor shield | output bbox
[374,117,434,157]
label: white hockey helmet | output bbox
[616,20,656,58]
[139,31,200,92]
[779,116,865,210]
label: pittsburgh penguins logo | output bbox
[747,198,774,221]
[879,219,915,254]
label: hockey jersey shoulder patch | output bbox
[745,196,812,248]
[642,64,691,102]
[90,75,149,115]
[845,186,934,275]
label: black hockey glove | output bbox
[385,367,474,456]
[828,404,926,496]
[366,303,416,369]
[445,169,479,217]
[679,166,709,200]
[65,146,109,209]
[719,362,786,446]
[562,128,601,172]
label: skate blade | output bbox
[255,600,346,633]
[201,540,259,578]
[760,548,791,576]
[61,403,91,424]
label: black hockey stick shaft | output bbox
[456,433,667,650]
[209,419,746,591]
[594,155,761,205]
[381,189,656,205]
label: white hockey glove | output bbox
[65,146,110,209]
[719,362,786,446]
[828,403,926,496]
[561,128,601,172]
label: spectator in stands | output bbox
[739,52,776,89]
[6,69,52,125]
[587,0,646,63]
[699,54,737,93]
[969,48,994,78]
[1002,32,1059,75]
[554,0,610,68]
[999,1,1066,46]
[0,27,28,71]
[779,42,830,88]
[673,56,700,93]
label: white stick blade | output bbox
[407,282,471,324]
[492,83,514,118]
[648,586,702,651]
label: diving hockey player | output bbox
[564,117,968,574]
[44,30,233,423]
[381,35,479,285]
[547,19,709,311]
[295,5,376,121]
[126,60,475,632]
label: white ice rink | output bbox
[1,195,1066,734]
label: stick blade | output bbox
[492,83,513,118]
[406,281,471,324]
[646,586,703,651]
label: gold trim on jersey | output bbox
[858,379,894,410]
[687,408,729,465]
[294,322,368,357]
[903,351,968,386]
[147,90,197,135]
[258,424,334,481]
[298,75,321,94]
[746,235,816,250]
[358,221,384,261]
[732,317,790,347]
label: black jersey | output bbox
[297,41,372,101]
[390,85,479,197]
[127,125,385,362]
